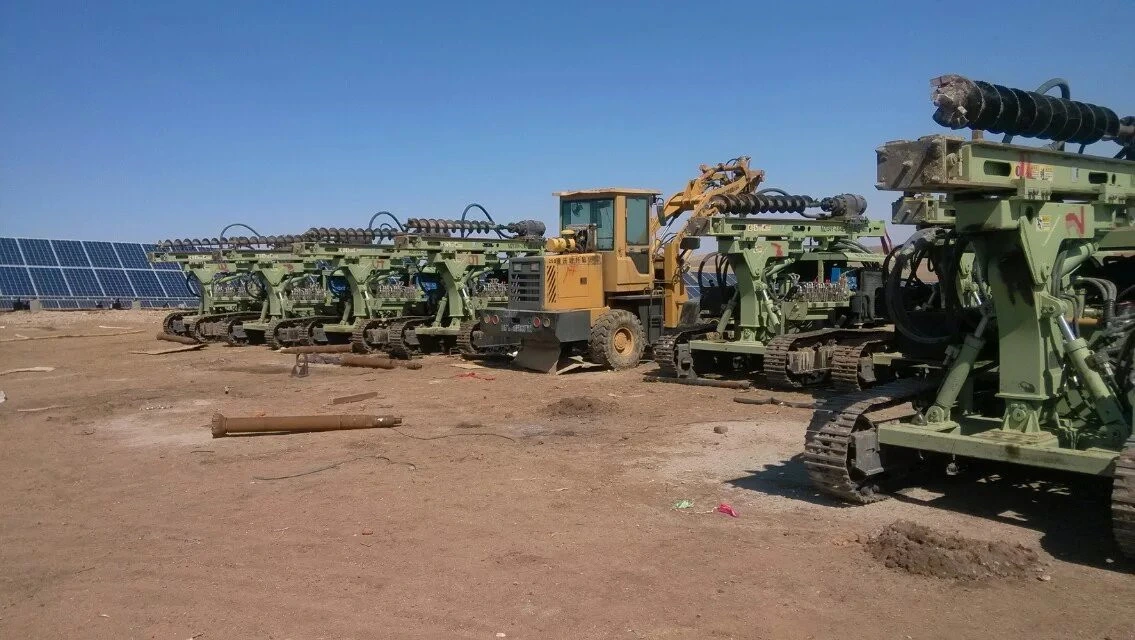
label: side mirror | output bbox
[679,237,701,251]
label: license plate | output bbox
[507,324,533,333]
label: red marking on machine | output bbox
[771,242,784,257]
[1064,207,1086,236]
[1016,152,1033,178]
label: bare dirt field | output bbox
[0,310,1132,639]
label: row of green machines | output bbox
[653,74,1135,556]
[149,74,1135,557]
[149,215,546,357]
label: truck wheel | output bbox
[589,309,645,370]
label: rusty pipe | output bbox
[157,332,199,345]
[642,375,752,390]
[339,355,424,370]
[211,412,402,437]
[279,344,354,354]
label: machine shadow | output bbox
[728,454,846,507]
[729,456,1132,571]
[889,469,1130,571]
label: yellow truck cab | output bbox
[480,188,667,372]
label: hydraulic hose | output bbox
[884,227,960,346]
[367,211,404,232]
[460,203,502,238]
[219,223,262,239]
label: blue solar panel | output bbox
[95,269,135,297]
[156,271,191,297]
[52,240,91,267]
[126,270,164,297]
[114,243,150,269]
[28,267,71,296]
[0,266,35,296]
[63,269,104,296]
[0,237,203,308]
[18,239,58,266]
[85,242,121,268]
[0,238,23,265]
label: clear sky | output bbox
[1,1,1131,242]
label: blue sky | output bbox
[1,1,1131,242]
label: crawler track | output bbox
[650,323,718,378]
[803,377,934,504]
[830,337,892,392]
[387,317,428,359]
[1113,443,1135,557]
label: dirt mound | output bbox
[866,520,1041,580]
[546,396,613,417]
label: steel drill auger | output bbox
[931,73,1134,158]
[706,193,868,219]
[404,218,546,238]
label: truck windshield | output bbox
[560,198,614,250]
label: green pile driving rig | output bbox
[653,192,900,390]
[150,212,546,358]
[803,74,1135,555]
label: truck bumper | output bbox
[479,309,592,345]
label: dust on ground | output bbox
[0,310,1132,640]
[867,520,1043,580]
[545,395,614,417]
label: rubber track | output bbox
[223,316,250,346]
[193,312,259,343]
[161,311,193,337]
[830,337,890,392]
[350,319,371,353]
[264,318,282,350]
[765,328,892,390]
[651,323,719,378]
[387,318,424,359]
[763,333,799,388]
[830,343,866,391]
[653,334,681,377]
[1115,444,1135,558]
[456,320,478,356]
[803,377,934,504]
[456,320,514,357]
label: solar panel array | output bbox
[0,237,198,310]
[0,236,727,310]
[683,271,736,299]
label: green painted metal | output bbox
[690,216,885,350]
[147,249,263,318]
[393,233,544,339]
[877,419,1117,476]
[299,241,431,335]
[876,130,1135,474]
[150,222,545,351]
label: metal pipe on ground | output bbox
[157,332,199,345]
[642,375,751,390]
[279,344,354,354]
[733,395,815,409]
[340,355,424,370]
[211,413,402,438]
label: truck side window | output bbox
[560,199,615,251]
[626,197,649,246]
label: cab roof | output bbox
[555,187,660,198]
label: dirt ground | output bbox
[0,310,1132,640]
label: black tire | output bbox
[589,309,645,370]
